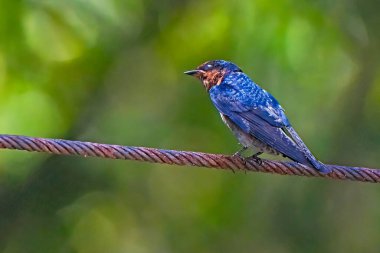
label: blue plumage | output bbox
[185,60,331,173]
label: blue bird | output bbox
[185,60,331,174]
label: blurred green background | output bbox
[0,0,380,252]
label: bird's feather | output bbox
[209,72,330,172]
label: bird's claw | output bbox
[249,156,263,165]
[247,152,263,165]
[233,152,244,160]
[232,147,247,159]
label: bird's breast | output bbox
[203,69,226,91]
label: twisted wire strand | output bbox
[0,134,378,183]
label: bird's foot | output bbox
[233,152,244,160]
[232,147,249,173]
[232,147,247,159]
[248,152,263,165]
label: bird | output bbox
[184,60,331,174]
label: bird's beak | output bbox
[184,69,201,76]
[184,69,206,80]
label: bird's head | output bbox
[184,60,242,91]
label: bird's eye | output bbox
[205,64,213,70]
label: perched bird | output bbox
[185,60,331,174]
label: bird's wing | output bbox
[209,79,312,166]
[210,74,290,128]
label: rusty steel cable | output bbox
[0,134,378,183]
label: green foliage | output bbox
[0,0,379,252]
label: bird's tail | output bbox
[285,126,331,174]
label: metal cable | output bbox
[0,134,378,183]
